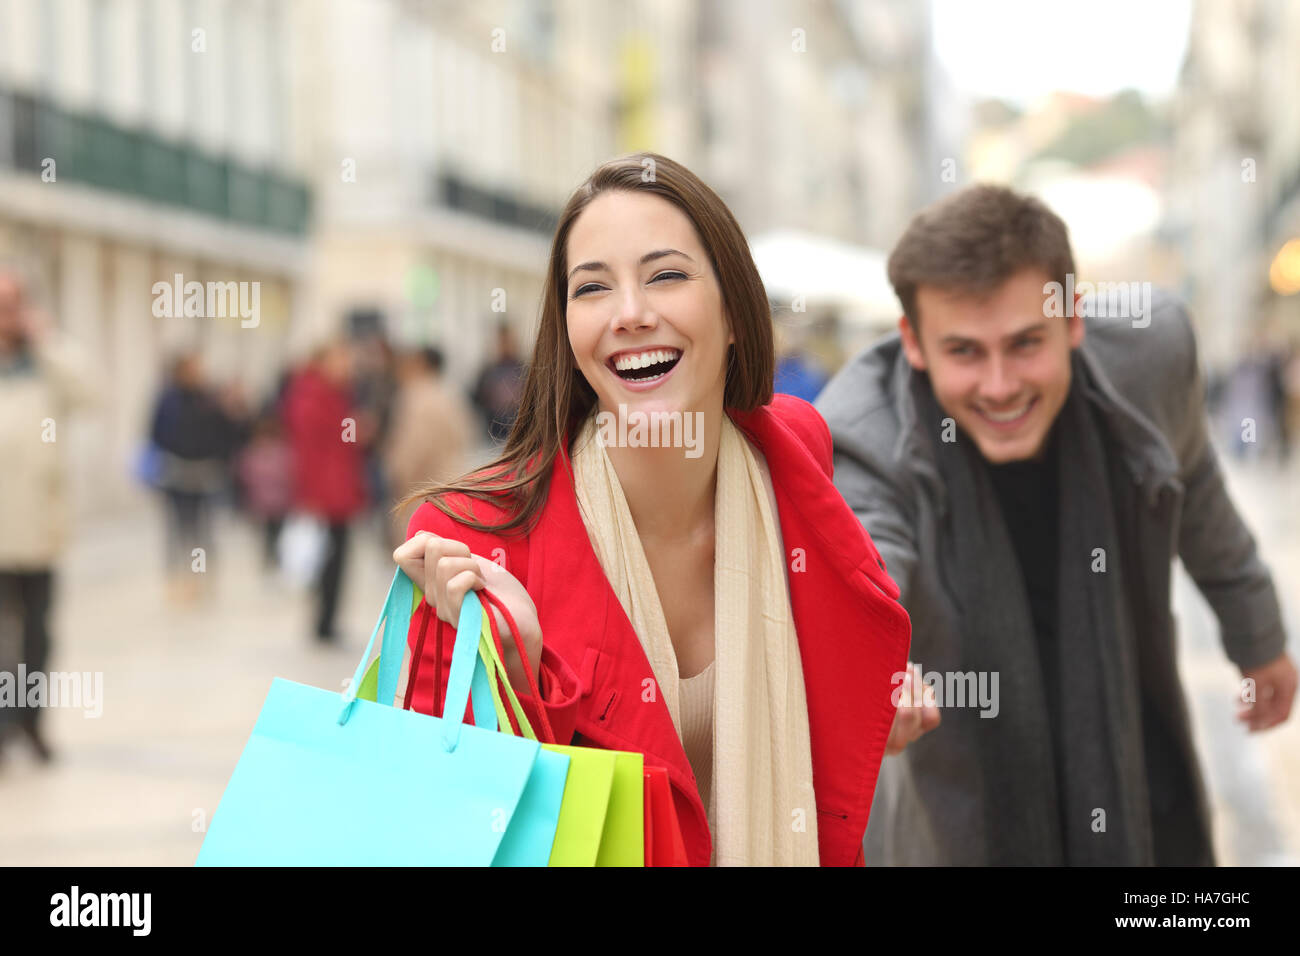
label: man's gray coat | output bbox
[815,291,1288,865]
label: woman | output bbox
[282,340,369,642]
[393,153,914,866]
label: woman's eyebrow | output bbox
[640,248,694,266]
[567,248,695,281]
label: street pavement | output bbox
[0,491,397,866]
[1173,453,1300,865]
[0,455,1296,866]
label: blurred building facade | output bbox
[0,0,313,512]
[1165,0,1300,366]
[302,0,944,392]
[1,0,946,515]
[296,0,622,392]
[697,0,938,249]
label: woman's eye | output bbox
[571,283,603,298]
[650,270,687,284]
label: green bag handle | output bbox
[477,613,538,740]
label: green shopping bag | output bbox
[475,590,644,867]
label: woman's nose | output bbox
[612,287,657,332]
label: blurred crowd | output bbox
[139,325,530,643]
[1208,337,1300,463]
[2,253,532,767]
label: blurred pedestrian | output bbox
[774,329,829,402]
[0,266,97,765]
[1220,336,1279,461]
[235,412,294,571]
[1265,341,1292,463]
[148,353,240,605]
[282,340,369,643]
[471,322,525,443]
[382,346,473,550]
[352,334,398,516]
[819,184,1296,866]
[1284,343,1300,465]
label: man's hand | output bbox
[885,663,941,755]
[1238,652,1297,732]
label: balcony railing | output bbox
[0,86,311,236]
[434,170,557,236]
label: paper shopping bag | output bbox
[643,766,689,866]
[397,586,570,867]
[196,571,554,866]
[474,589,644,866]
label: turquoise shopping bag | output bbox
[346,579,570,867]
[466,608,570,866]
[386,581,571,866]
[195,570,562,866]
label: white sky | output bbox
[931,0,1193,103]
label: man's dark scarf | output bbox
[912,351,1154,865]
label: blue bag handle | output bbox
[338,568,494,750]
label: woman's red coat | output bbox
[403,394,911,866]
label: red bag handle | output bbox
[404,586,556,745]
[478,588,556,744]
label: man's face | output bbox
[898,268,1084,463]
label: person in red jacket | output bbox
[392,153,932,866]
[282,340,370,642]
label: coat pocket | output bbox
[859,554,901,601]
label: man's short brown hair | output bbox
[887,184,1075,327]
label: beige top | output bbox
[679,660,716,805]
[679,658,716,865]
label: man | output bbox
[472,323,525,444]
[817,185,1296,865]
[0,265,96,763]
[382,346,473,549]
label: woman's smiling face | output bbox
[565,190,733,421]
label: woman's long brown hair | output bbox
[395,152,774,537]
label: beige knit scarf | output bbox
[570,409,819,866]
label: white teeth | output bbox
[613,348,680,371]
[982,403,1031,423]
